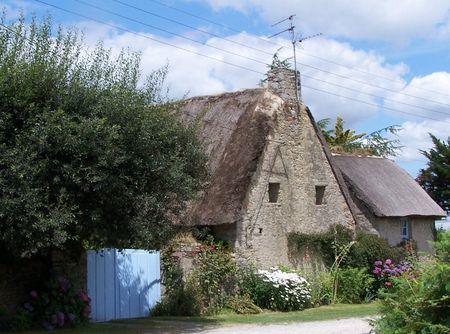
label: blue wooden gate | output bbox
[87,249,160,322]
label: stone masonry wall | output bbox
[231,69,355,269]
[0,252,86,310]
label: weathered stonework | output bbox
[0,251,86,310]
[230,101,355,269]
[204,68,356,269]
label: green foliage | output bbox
[434,230,450,262]
[0,307,32,332]
[189,240,236,314]
[151,238,202,316]
[288,225,354,267]
[237,264,274,309]
[225,295,262,315]
[417,134,450,213]
[317,116,402,157]
[0,16,208,258]
[154,238,236,316]
[304,271,333,307]
[237,266,311,312]
[335,268,374,304]
[346,231,406,269]
[150,284,201,317]
[21,275,90,330]
[374,231,450,334]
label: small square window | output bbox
[268,182,280,203]
[315,185,326,205]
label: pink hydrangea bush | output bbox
[23,275,90,330]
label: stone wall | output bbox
[0,252,86,310]
[218,69,356,269]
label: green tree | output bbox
[317,116,401,157]
[417,134,450,213]
[0,16,208,258]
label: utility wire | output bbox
[113,0,275,57]
[144,0,245,35]
[113,0,450,108]
[297,50,450,98]
[74,0,270,66]
[33,0,265,75]
[301,74,450,116]
[142,0,450,98]
[302,84,450,123]
[24,1,450,123]
[33,0,450,116]
[298,60,450,108]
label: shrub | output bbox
[154,238,235,315]
[237,265,274,308]
[374,231,450,334]
[150,283,201,316]
[371,258,413,291]
[0,308,32,332]
[345,231,406,269]
[239,267,311,312]
[189,241,236,314]
[288,225,353,267]
[305,271,333,307]
[225,295,262,314]
[22,275,90,330]
[335,268,374,303]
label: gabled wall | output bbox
[232,91,355,269]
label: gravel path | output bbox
[194,317,375,334]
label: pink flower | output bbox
[30,290,38,299]
[78,292,90,302]
[385,259,392,266]
[384,281,392,288]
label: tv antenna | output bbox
[269,15,322,102]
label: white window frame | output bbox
[400,218,411,240]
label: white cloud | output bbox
[74,22,417,125]
[395,119,450,163]
[197,0,450,43]
[384,72,450,121]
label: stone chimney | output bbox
[267,68,301,104]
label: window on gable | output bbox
[268,182,280,203]
[315,185,326,205]
[400,218,411,240]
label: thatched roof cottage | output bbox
[333,155,446,252]
[179,68,445,268]
[180,68,355,269]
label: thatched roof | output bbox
[181,89,283,225]
[333,155,446,218]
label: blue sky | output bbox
[2,0,450,177]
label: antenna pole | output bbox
[289,17,301,102]
[270,16,322,104]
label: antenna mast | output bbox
[270,15,322,102]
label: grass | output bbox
[150,302,380,325]
[11,303,380,334]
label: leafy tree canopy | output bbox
[417,134,450,213]
[317,116,402,158]
[0,16,208,258]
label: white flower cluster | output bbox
[258,268,311,310]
